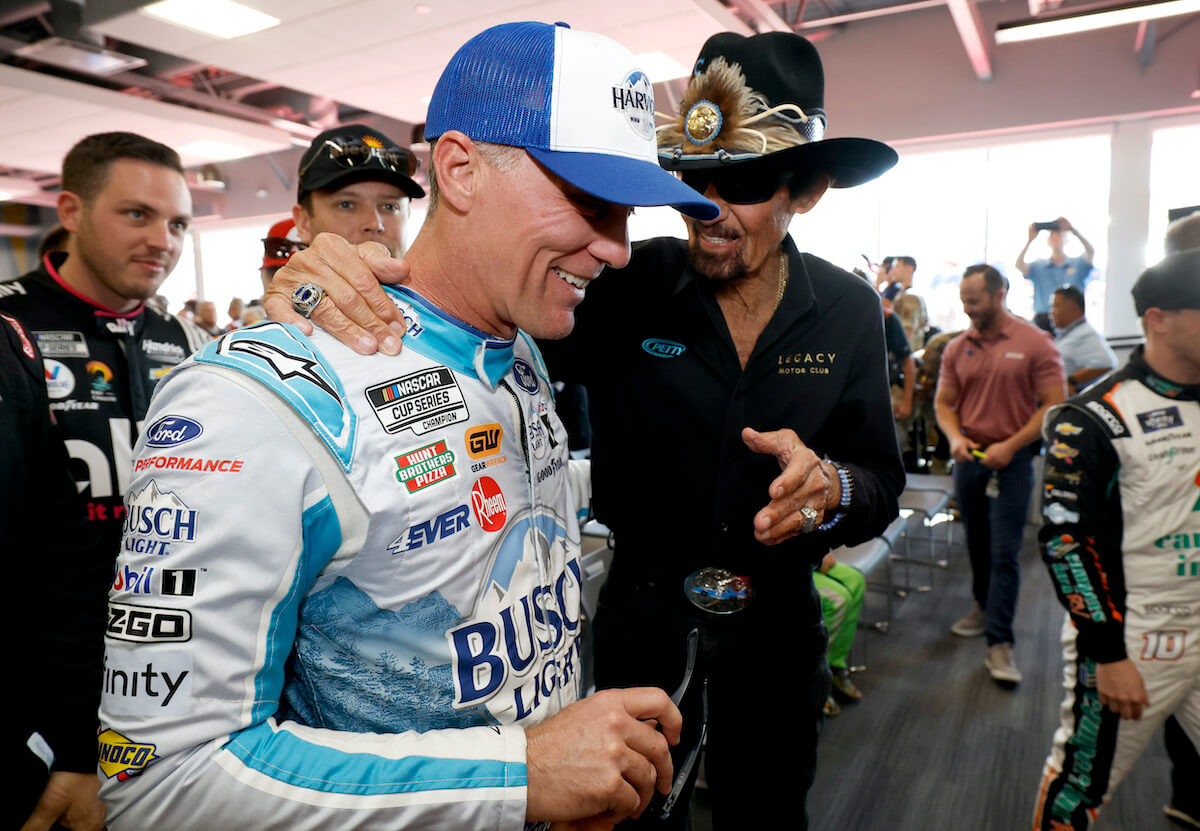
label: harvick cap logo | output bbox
[612,70,655,140]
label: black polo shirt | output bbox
[543,235,903,617]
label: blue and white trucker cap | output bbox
[425,21,719,221]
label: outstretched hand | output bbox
[743,427,838,544]
[525,687,680,825]
[263,233,409,354]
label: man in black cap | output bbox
[269,29,904,828]
[1034,248,1200,830]
[294,124,424,258]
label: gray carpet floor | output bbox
[690,514,1180,830]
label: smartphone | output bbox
[1034,221,1060,232]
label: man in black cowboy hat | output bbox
[293,123,425,258]
[267,29,904,828]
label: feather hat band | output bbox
[657,32,897,188]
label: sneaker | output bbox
[985,642,1023,686]
[951,605,987,637]
[831,668,863,702]
[1165,804,1200,830]
[823,695,841,717]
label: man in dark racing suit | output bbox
[2,312,106,831]
[0,132,205,829]
[1034,250,1200,829]
[0,132,209,563]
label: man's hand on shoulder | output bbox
[263,233,409,355]
[525,687,680,825]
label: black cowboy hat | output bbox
[657,32,897,188]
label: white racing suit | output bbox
[98,286,589,830]
[1034,347,1200,829]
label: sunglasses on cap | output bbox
[298,137,418,181]
[262,237,306,262]
[679,167,793,205]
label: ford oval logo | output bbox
[642,338,686,358]
[144,415,203,448]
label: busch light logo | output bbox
[145,415,203,448]
[512,359,539,394]
[612,70,655,141]
[642,338,686,358]
[123,481,198,554]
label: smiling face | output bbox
[295,180,409,256]
[682,171,826,286]
[959,272,1005,333]
[61,158,191,312]
[472,151,632,340]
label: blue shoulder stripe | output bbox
[194,322,356,471]
[225,720,527,796]
[388,286,515,389]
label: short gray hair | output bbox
[425,139,523,217]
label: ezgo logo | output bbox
[642,338,686,358]
[98,728,157,781]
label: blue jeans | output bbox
[953,445,1034,646]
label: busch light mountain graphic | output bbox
[284,577,489,733]
[123,480,197,548]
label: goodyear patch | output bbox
[98,728,158,781]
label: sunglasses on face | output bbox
[679,167,792,205]
[299,138,418,180]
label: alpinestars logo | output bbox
[226,338,339,401]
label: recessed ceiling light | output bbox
[996,0,1200,43]
[140,0,281,40]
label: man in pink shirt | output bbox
[936,264,1065,685]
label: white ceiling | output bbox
[0,61,296,179]
[90,0,749,125]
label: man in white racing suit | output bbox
[97,21,717,829]
[1034,249,1200,829]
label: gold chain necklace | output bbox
[774,252,787,309]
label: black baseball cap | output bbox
[1132,249,1200,315]
[297,124,424,201]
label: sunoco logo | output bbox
[145,415,203,448]
[471,476,507,533]
[98,729,157,781]
[612,70,655,140]
[642,338,686,358]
